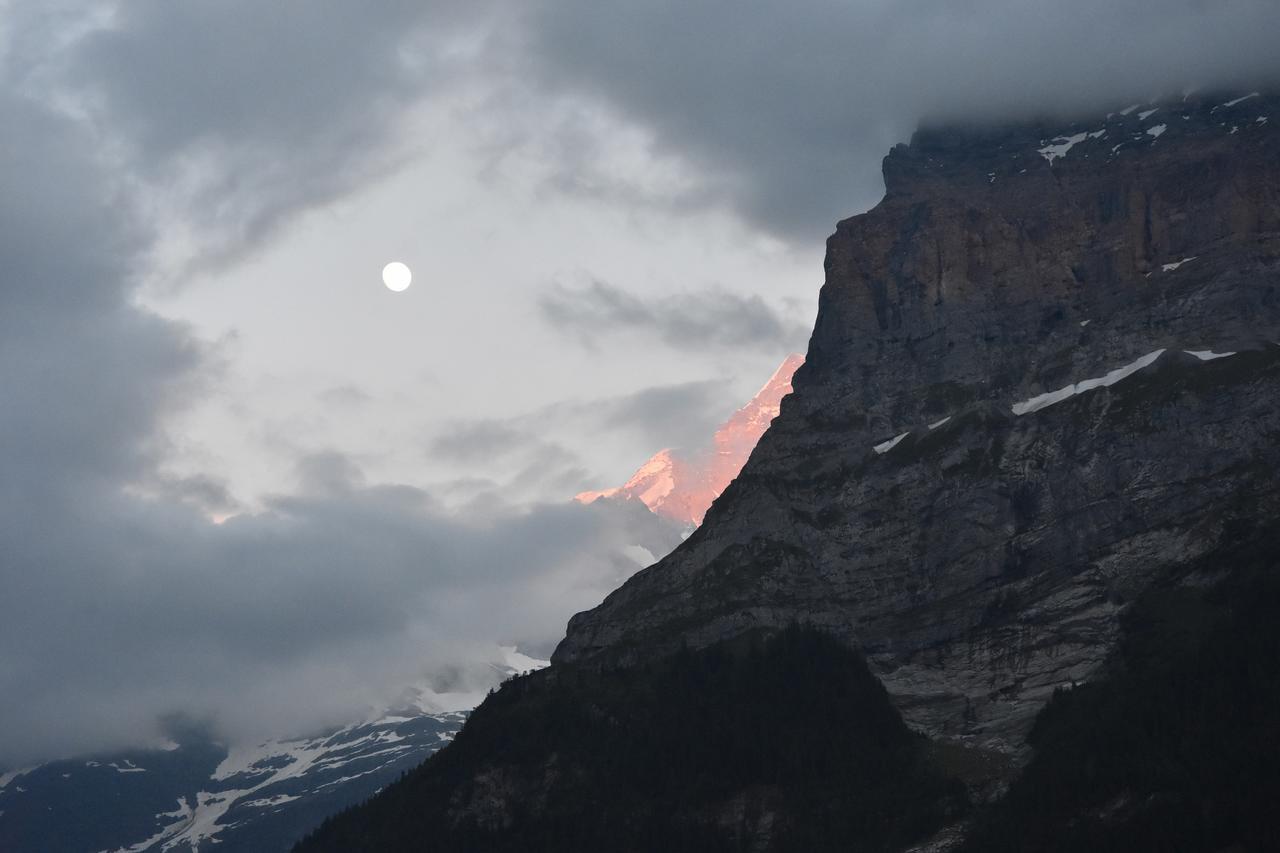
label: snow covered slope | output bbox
[0,649,546,853]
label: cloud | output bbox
[319,385,374,409]
[429,422,532,463]
[52,0,493,265]
[516,0,1280,241]
[24,0,1279,264]
[426,419,594,505]
[142,473,243,516]
[429,376,739,488]
[293,450,370,495]
[1,471,681,766]
[0,41,682,766]
[539,279,810,352]
[594,380,734,452]
[0,87,202,498]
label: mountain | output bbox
[0,649,546,853]
[295,91,1280,852]
[554,91,1280,753]
[576,353,804,526]
[0,462,688,853]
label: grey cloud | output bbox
[55,1,491,264]
[1,474,680,766]
[319,384,374,409]
[431,376,738,485]
[426,420,594,503]
[293,450,370,495]
[518,0,1280,241]
[24,0,1280,266]
[147,473,242,516]
[594,380,734,452]
[539,279,810,352]
[0,63,677,767]
[507,452,594,497]
[429,421,531,463]
[0,88,202,498]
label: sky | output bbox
[3,0,1279,766]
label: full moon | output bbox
[382,261,412,292]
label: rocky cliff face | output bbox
[555,92,1280,755]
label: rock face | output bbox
[576,354,804,526]
[555,92,1280,755]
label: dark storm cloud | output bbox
[518,0,1280,241]
[539,279,809,352]
[2,467,679,765]
[0,89,203,497]
[39,1,1280,259]
[61,0,490,263]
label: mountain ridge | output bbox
[576,353,804,526]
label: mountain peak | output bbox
[575,354,804,526]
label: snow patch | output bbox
[151,717,437,852]
[109,760,146,774]
[100,799,193,853]
[240,794,301,809]
[1146,123,1167,140]
[1185,350,1236,361]
[167,790,241,851]
[1219,92,1260,109]
[213,737,328,783]
[1138,108,1159,120]
[0,767,35,789]
[928,417,951,430]
[1012,350,1166,416]
[874,432,909,454]
[1038,132,1088,163]
[1161,256,1197,272]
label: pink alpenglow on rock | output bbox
[576,354,804,526]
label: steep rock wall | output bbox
[555,93,1280,754]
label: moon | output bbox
[382,261,412,292]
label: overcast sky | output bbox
[3,0,1279,766]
